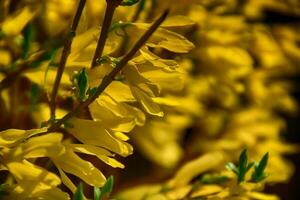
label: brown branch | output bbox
[90,0,122,69]
[0,63,28,92]
[0,49,56,92]
[48,9,169,132]
[49,0,86,119]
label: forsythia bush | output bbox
[0,0,299,199]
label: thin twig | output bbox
[0,51,48,93]
[0,64,28,92]
[0,66,9,75]
[49,0,86,119]
[48,10,169,132]
[90,0,122,69]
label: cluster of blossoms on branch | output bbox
[0,0,300,199]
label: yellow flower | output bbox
[0,128,68,199]
[1,6,38,36]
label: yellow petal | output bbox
[68,118,133,156]
[169,152,225,187]
[247,192,280,200]
[197,46,253,79]
[53,149,106,187]
[70,144,124,168]
[69,27,99,60]
[131,86,164,117]
[6,160,61,192]
[7,184,70,200]
[105,81,135,102]
[162,15,195,28]
[0,128,47,148]
[24,67,71,94]
[32,187,70,200]
[90,95,138,132]
[165,185,192,199]
[117,185,162,200]
[113,132,130,141]
[139,66,184,91]
[31,103,68,127]
[18,133,64,159]
[1,7,37,36]
[0,50,11,65]
[57,168,77,193]
[0,129,27,148]
[191,185,223,198]
[132,118,184,168]
[132,24,194,53]
[139,48,179,70]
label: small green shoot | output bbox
[100,176,114,199]
[200,174,229,184]
[73,183,84,200]
[226,149,254,183]
[73,68,89,101]
[87,87,98,98]
[74,176,114,200]
[109,21,132,33]
[21,22,35,59]
[28,83,40,111]
[94,186,101,200]
[96,55,120,68]
[251,152,269,182]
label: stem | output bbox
[0,64,28,92]
[0,49,56,92]
[48,10,169,132]
[49,0,86,119]
[90,0,122,69]
[0,0,9,22]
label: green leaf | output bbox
[96,56,110,65]
[27,83,40,105]
[94,187,101,200]
[0,184,9,196]
[251,152,269,182]
[200,174,229,184]
[22,22,35,59]
[225,162,238,175]
[27,83,40,111]
[74,68,89,101]
[63,120,74,129]
[0,31,5,39]
[121,0,139,6]
[96,55,120,68]
[100,176,114,199]
[226,149,254,184]
[109,21,132,33]
[73,183,84,200]
[239,149,248,172]
[87,87,98,98]
[110,57,120,68]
